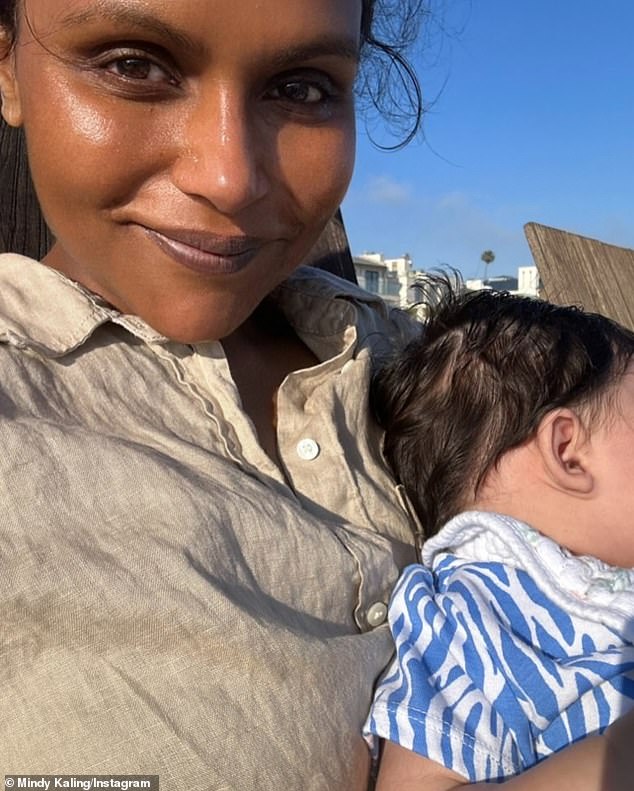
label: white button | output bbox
[296,438,320,461]
[366,602,388,628]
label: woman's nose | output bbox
[171,85,270,215]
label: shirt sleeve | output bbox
[364,562,531,782]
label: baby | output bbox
[365,287,634,789]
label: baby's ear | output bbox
[0,37,22,128]
[534,408,594,494]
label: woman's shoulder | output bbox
[281,264,420,344]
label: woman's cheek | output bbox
[62,88,118,147]
[280,116,356,223]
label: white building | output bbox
[354,253,542,308]
[517,266,541,296]
[353,253,413,307]
[465,265,540,297]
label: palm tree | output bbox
[481,250,495,283]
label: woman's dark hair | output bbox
[359,0,428,149]
[0,0,52,258]
[0,0,13,32]
[372,285,634,539]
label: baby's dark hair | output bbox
[372,286,634,538]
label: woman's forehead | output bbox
[22,0,364,48]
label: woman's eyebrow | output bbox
[56,3,359,65]
[56,2,202,54]
[270,37,361,68]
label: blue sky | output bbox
[342,0,634,280]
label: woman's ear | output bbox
[534,408,594,495]
[0,34,22,128]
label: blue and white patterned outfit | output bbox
[365,511,634,782]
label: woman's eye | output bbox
[104,56,176,85]
[269,78,333,105]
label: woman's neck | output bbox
[221,302,318,465]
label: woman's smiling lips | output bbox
[141,225,267,275]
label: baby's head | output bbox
[373,287,634,564]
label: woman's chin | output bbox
[137,306,252,345]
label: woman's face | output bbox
[0,0,360,341]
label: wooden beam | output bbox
[525,222,634,331]
[301,209,357,283]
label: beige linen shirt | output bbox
[0,254,417,789]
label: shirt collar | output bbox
[274,265,390,357]
[0,254,173,356]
